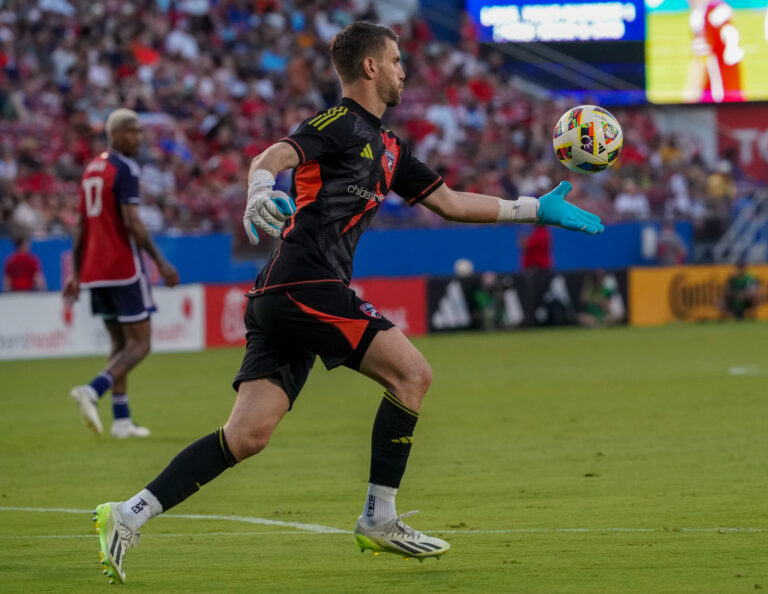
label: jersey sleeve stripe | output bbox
[407,177,444,205]
[307,107,341,127]
[308,107,342,128]
[278,138,306,163]
[315,107,348,130]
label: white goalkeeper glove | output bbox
[243,169,297,245]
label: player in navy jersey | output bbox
[64,109,179,440]
[92,24,604,583]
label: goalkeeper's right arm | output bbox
[243,143,301,245]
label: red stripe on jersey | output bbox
[340,198,378,236]
[380,133,401,189]
[283,160,321,237]
[407,177,443,205]
[286,291,368,349]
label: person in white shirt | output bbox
[614,179,651,220]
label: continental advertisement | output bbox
[629,264,768,326]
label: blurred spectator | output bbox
[614,179,651,220]
[2,234,47,291]
[577,270,623,327]
[473,271,506,330]
[720,260,760,319]
[520,225,553,271]
[656,221,688,265]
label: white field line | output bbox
[0,506,346,534]
[728,365,766,376]
[1,507,767,538]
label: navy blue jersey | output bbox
[251,97,443,295]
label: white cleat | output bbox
[70,385,102,435]
[93,502,140,584]
[354,511,450,561]
[111,419,151,439]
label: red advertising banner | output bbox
[717,105,768,182]
[204,277,428,348]
[349,277,427,337]
[204,284,251,348]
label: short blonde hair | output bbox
[105,108,140,141]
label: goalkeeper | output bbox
[92,21,603,584]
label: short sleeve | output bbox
[390,140,443,206]
[115,162,141,205]
[278,106,351,164]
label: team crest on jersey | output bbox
[384,150,395,172]
[360,302,382,318]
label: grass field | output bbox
[1,322,767,593]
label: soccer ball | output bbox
[552,105,623,174]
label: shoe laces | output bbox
[391,510,422,540]
[117,521,141,548]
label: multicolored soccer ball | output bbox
[552,105,623,174]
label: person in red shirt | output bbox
[2,235,47,291]
[520,225,554,270]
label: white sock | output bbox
[361,483,397,527]
[120,489,163,532]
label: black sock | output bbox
[146,427,236,512]
[369,391,419,488]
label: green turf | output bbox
[1,323,766,593]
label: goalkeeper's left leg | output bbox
[353,327,449,558]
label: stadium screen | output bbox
[645,0,768,103]
[466,0,645,42]
[466,0,768,104]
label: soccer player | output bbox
[63,109,179,439]
[685,0,745,103]
[92,24,603,584]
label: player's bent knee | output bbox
[126,338,151,361]
[227,428,272,460]
[413,359,432,395]
[390,358,432,409]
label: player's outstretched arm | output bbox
[421,181,603,235]
[243,143,300,245]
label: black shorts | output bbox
[233,284,394,406]
[89,277,156,324]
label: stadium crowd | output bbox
[0,0,758,249]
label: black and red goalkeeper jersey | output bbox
[250,97,443,295]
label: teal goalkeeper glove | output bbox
[538,181,604,235]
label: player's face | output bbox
[375,39,405,107]
[112,121,143,157]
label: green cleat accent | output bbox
[93,502,140,585]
